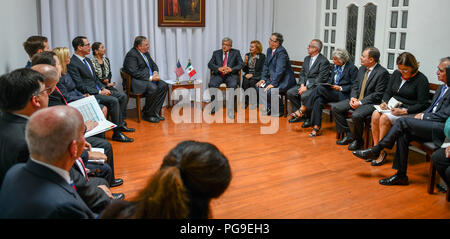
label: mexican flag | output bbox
[185,60,197,78]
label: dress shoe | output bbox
[348,140,364,151]
[112,132,134,142]
[143,116,160,123]
[353,147,380,161]
[119,125,135,132]
[371,151,387,166]
[379,174,409,186]
[156,114,165,121]
[112,193,125,200]
[265,108,271,116]
[301,120,312,128]
[289,116,305,123]
[110,178,123,187]
[336,135,353,145]
[210,108,216,115]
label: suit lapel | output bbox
[364,64,379,88]
[73,56,93,79]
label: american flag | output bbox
[174,60,185,77]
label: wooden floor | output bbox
[107,106,450,219]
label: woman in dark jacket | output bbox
[370,52,429,166]
[242,40,266,108]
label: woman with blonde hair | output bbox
[242,40,266,108]
[100,140,232,219]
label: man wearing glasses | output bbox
[68,36,134,143]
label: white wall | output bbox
[0,0,39,75]
[407,0,450,83]
[273,0,321,61]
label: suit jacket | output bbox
[242,53,266,81]
[208,48,244,76]
[0,112,29,186]
[0,160,95,218]
[382,70,430,114]
[57,73,85,103]
[67,55,106,95]
[328,62,358,99]
[350,64,389,105]
[298,53,331,89]
[122,47,159,94]
[261,45,296,92]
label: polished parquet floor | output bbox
[107,105,450,219]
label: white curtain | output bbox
[39,0,274,105]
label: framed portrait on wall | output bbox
[158,0,205,27]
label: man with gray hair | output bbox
[0,106,95,218]
[287,39,330,125]
[208,37,244,116]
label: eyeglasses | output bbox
[83,43,91,47]
[307,45,316,49]
[269,39,278,43]
[35,86,53,96]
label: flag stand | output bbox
[188,76,192,84]
[176,76,180,84]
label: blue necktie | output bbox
[83,58,101,91]
[334,66,343,85]
[427,85,447,113]
[141,53,153,77]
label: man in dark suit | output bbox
[208,37,244,116]
[23,35,50,68]
[123,36,168,123]
[0,106,96,218]
[256,33,296,117]
[333,47,389,150]
[353,57,450,185]
[287,39,330,126]
[68,36,134,142]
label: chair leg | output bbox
[284,96,288,117]
[428,160,436,194]
[136,97,141,123]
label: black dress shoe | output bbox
[110,178,123,187]
[348,140,364,151]
[210,108,216,115]
[301,120,312,128]
[371,151,387,166]
[112,193,125,200]
[112,132,134,142]
[379,174,409,186]
[143,116,160,123]
[288,116,304,123]
[353,147,380,161]
[336,135,353,145]
[265,108,271,116]
[156,114,165,121]
[119,125,135,132]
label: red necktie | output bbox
[221,52,228,77]
[76,158,89,180]
[55,86,68,105]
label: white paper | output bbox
[374,97,403,113]
[68,96,116,137]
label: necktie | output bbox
[309,58,314,69]
[83,59,101,91]
[141,53,153,78]
[221,52,228,77]
[55,86,68,105]
[335,66,343,85]
[427,85,448,113]
[70,180,77,192]
[358,69,371,100]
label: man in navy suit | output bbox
[0,106,95,218]
[122,36,168,123]
[353,57,450,186]
[256,33,296,117]
[68,36,134,142]
[208,37,244,117]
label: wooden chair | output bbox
[427,160,450,201]
[120,68,145,123]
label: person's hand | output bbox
[380,102,389,110]
[83,94,90,98]
[102,79,110,84]
[390,108,407,116]
[298,85,307,95]
[264,84,274,92]
[101,106,108,117]
[244,55,249,65]
[107,82,115,87]
[84,142,92,151]
[349,98,360,109]
[152,75,160,82]
[415,113,424,120]
[85,120,98,132]
[100,88,111,96]
[88,151,107,160]
[97,185,113,199]
[225,67,232,74]
[256,80,265,87]
[218,67,225,74]
[245,74,253,79]
[445,146,450,158]
[331,85,341,91]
